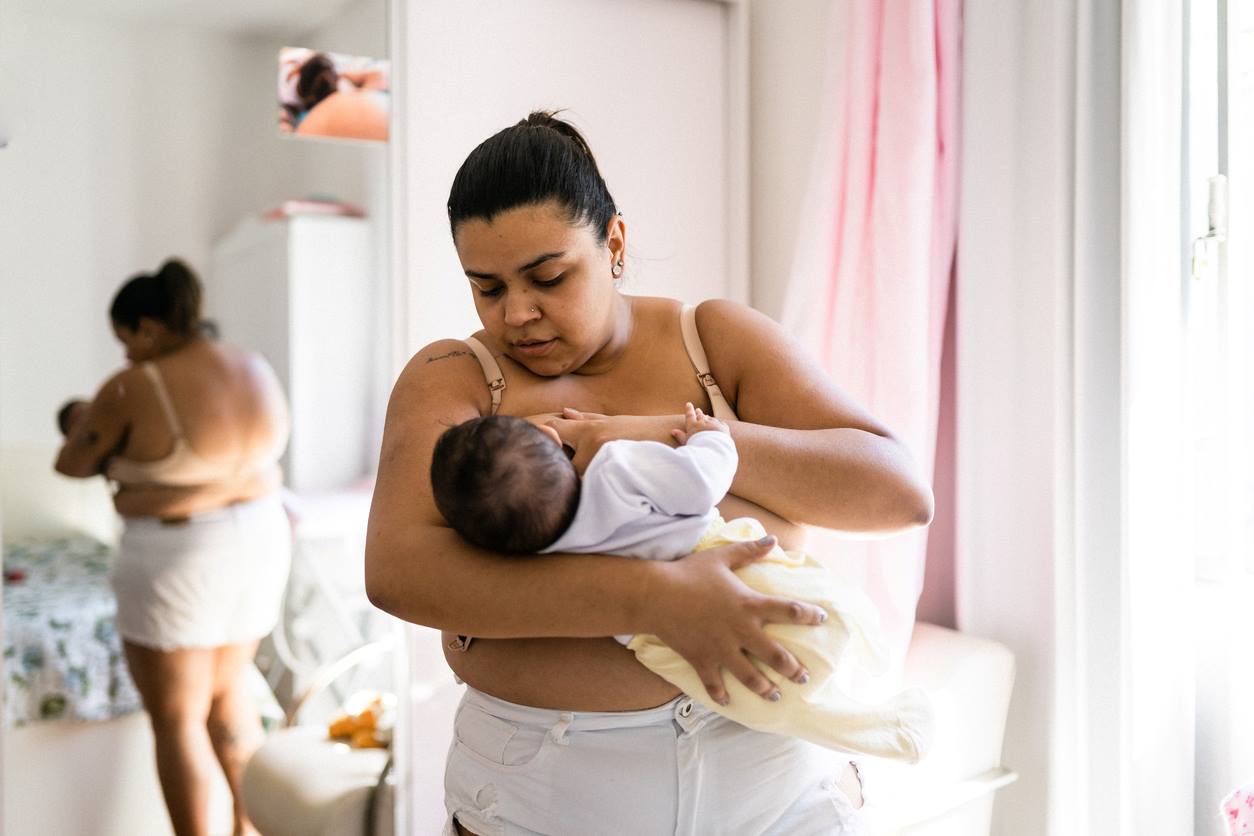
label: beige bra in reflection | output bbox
[107,362,278,487]
[449,304,734,653]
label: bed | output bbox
[4,536,140,728]
[0,442,233,836]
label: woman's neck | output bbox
[575,294,636,376]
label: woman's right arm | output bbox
[366,340,668,637]
[54,370,131,478]
[364,341,826,703]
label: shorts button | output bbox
[679,701,693,717]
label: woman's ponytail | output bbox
[447,110,619,243]
[111,258,204,336]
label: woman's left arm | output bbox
[700,299,933,533]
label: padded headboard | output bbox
[0,443,119,545]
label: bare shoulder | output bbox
[692,298,788,346]
[93,365,141,411]
[220,344,276,379]
[689,299,888,433]
[201,342,283,396]
[690,299,797,400]
[387,339,492,425]
[374,340,487,526]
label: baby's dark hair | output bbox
[430,415,580,554]
[57,399,87,436]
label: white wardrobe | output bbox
[208,214,376,493]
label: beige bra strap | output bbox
[679,305,735,420]
[462,337,505,416]
[452,337,506,654]
[142,362,185,438]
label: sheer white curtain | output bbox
[1120,1,1193,833]
[957,0,1199,832]
[1187,1,1254,832]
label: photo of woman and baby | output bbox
[278,47,390,143]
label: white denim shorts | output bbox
[443,686,865,836]
[112,494,291,651]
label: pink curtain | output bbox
[782,0,962,677]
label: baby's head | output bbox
[57,399,89,437]
[430,415,579,554]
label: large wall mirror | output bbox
[1,0,753,831]
[0,0,401,833]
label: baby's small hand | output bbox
[671,402,729,445]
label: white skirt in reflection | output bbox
[111,494,292,651]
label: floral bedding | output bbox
[4,537,141,726]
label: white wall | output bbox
[399,0,736,353]
[0,11,266,447]
[747,0,838,321]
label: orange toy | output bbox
[327,694,389,748]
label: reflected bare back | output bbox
[111,338,288,516]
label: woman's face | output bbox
[453,200,625,376]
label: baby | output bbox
[57,399,90,437]
[430,404,933,762]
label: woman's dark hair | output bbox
[109,258,203,336]
[430,416,580,554]
[447,111,618,242]
[297,53,338,112]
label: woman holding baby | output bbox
[55,259,290,836]
[365,111,933,835]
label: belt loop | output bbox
[549,712,574,746]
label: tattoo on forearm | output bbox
[426,350,473,363]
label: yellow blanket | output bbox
[627,517,933,762]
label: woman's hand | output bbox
[545,407,687,472]
[644,535,827,706]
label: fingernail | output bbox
[768,691,781,702]
[817,610,828,622]
[755,535,775,547]
[796,672,810,685]
[717,696,729,707]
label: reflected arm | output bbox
[54,371,131,478]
